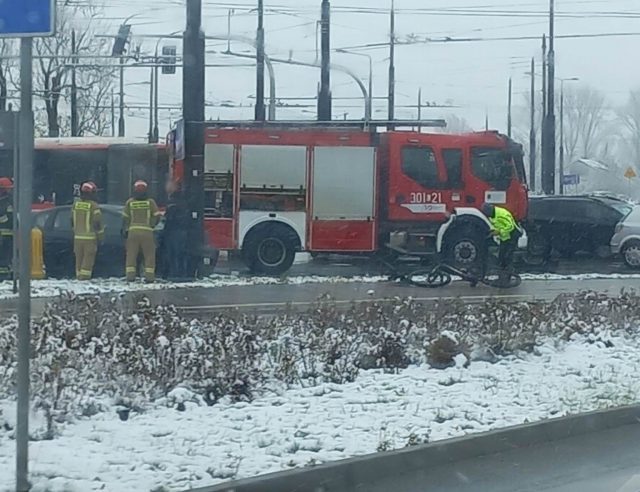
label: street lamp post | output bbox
[559,77,580,194]
[335,48,372,121]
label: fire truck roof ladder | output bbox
[201,119,447,130]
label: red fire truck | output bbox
[169,121,528,274]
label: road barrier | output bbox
[31,227,45,279]
[190,404,640,492]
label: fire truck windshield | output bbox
[471,147,515,190]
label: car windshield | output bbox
[4,3,640,492]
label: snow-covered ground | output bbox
[1,334,638,492]
[0,274,390,301]
[2,272,640,301]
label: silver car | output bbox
[611,205,640,268]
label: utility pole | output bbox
[543,0,557,195]
[255,0,266,121]
[507,76,512,138]
[16,37,34,492]
[153,48,160,143]
[226,9,233,53]
[388,0,396,128]
[417,88,422,131]
[111,89,116,137]
[118,56,125,137]
[148,67,154,143]
[529,58,536,191]
[485,110,489,131]
[183,0,205,278]
[71,30,79,136]
[317,0,332,120]
[560,80,565,194]
[541,34,547,189]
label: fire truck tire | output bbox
[443,226,486,270]
[243,223,299,275]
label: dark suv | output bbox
[525,195,633,261]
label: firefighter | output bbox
[481,203,522,273]
[123,180,160,282]
[0,177,14,280]
[72,181,104,280]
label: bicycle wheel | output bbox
[482,270,522,289]
[406,268,452,288]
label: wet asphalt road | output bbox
[2,255,640,317]
[154,276,640,315]
[4,275,639,319]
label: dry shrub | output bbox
[1,289,639,424]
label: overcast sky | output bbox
[101,0,640,140]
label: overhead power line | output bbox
[337,30,640,51]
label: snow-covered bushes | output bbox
[2,290,640,425]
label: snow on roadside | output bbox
[1,334,639,492]
[0,274,389,301]
[1,271,640,302]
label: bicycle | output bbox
[384,237,522,289]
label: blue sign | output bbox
[0,0,55,37]
[563,174,580,186]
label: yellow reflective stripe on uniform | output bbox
[74,235,97,240]
[0,230,13,236]
[145,268,154,273]
[130,200,151,209]
[0,215,8,224]
[129,226,153,232]
[125,267,136,273]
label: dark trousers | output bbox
[166,229,188,280]
[498,230,522,270]
[0,235,12,279]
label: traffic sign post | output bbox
[624,167,637,198]
[16,38,34,492]
[624,167,637,180]
[3,1,55,491]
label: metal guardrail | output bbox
[189,404,640,492]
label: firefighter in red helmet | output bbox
[72,181,104,280]
[123,180,160,282]
[0,177,14,280]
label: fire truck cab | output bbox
[170,122,528,275]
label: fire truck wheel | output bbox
[243,223,298,275]
[443,227,486,270]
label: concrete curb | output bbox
[190,404,640,492]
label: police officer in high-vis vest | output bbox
[0,177,14,280]
[72,181,104,280]
[123,180,160,282]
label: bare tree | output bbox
[32,0,114,137]
[439,114,472,133]
[561,85,609,163]
[0,40,18,112]
[618,89,640,165]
